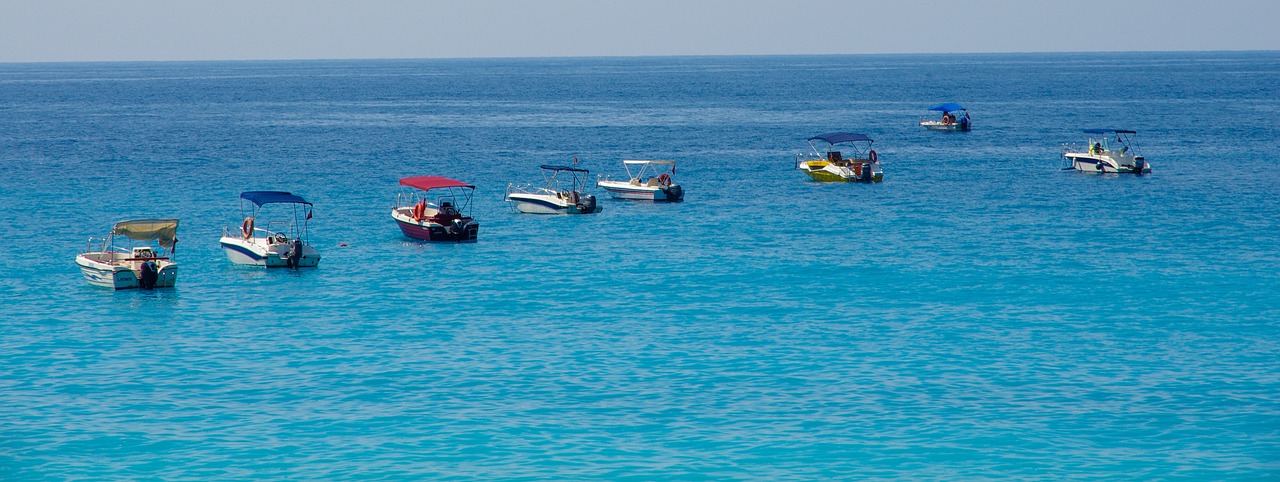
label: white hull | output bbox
[506,191,600,215]
[1063,152,1151,174]
[920,120,970,131]
[597,180,684,202]
[75,253,177,289]
[220,235,321,267]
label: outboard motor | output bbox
[286,238,304,268]
[139,261,158,290]
[1133,158,1147,175]
[858,164,874,182]
[662,184,684,202]
[577,194,597,213]
[449,219,466,239]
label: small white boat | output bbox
[1062,129,1151,174]
[920,102,971,131]
[795,132,883,182]
[75,219,179,289]
[596,160,684,202]
[506,164,601,214]
[391,176,480,242]
[219,191,321,268]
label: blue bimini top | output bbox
[240,191,311,206]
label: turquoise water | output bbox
[2,52,1279,479]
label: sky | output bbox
[2,0,1277,62]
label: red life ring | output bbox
[241,217,254,239]
[412,201,426,222]
[658,173,672,186]
[868,149,879,163]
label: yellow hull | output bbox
[799,161,883,182]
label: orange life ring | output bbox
[868,149,878,163]
[412,201,426,222]
[241,217,254,239]
[658,173,672,186]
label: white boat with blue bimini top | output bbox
[597,160,684,202]
[920,102,971,131]
[506,164,601,214]
[795,132,883,182]
[220,191,321,268]
[1062,129,1151,174]
[75,218,179,289]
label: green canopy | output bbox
[112,219,179,248]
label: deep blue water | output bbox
[2,52,1279,479]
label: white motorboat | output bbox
[920,102,971,131]
[1062,129,1151,174]
[795,132,884,182]
[220,191,321,268]
[75,219,179,289]
[391,176,480,242]
[596,160,684,202]
[506,164,601,214]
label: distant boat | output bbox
[795,132,883,182]
[219,191,321,268]
[506,164,601,214]
[391,176,480,242]
[597,160,684,202]
[1062,129,1151,174]
[920,102,971,131]
[75,219,179,289]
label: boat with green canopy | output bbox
[75,218,179,289]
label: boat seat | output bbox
[646,178,661,187]
[629,178,642,186]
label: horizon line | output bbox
[2,49,1277,66]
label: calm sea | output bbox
[1,52,1278,479]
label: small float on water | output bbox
[391,176,480,242]
[795,132,883,182]
[920,103,971,131]
[506,164,601,214]
[1062,129,1151,174]
[220,191,321,268]
[597,160,684,202]
[75,219,179,289]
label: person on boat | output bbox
[1091,142,1103,155]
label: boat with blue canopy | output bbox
[506,164,601,214]
[795,132,883,182]
[1062,129,1151,174]
[220,191,321,268]
[920,103,971,131]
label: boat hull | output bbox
[921,120,971,131]
[75,254,178,289]
[219,236,321,267]
[507,192,601,214]
[391,209,479,242]
[798,161,883,183]
[1063,153,1151,174]
[597,181,684,202]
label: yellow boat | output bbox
[795,132,883,182]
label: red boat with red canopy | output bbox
[391,176,479,242]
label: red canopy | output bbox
[398,176,475,191]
